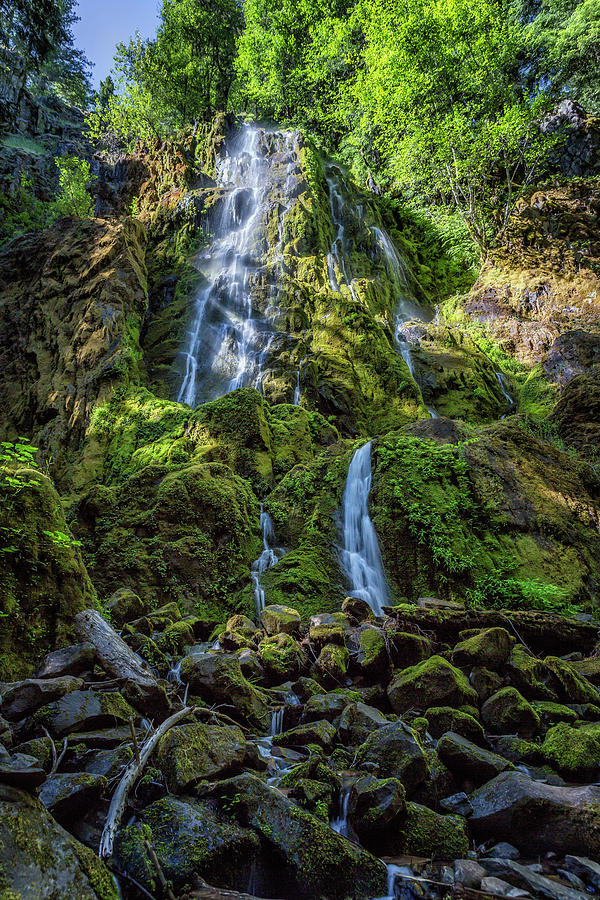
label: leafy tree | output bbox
[51,155,96,218]
[352,0,555,255]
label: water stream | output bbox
[496,371,516,417]
[326,172,358,300]
[251,505,284,616]
[340,441,389,616]
[176,125,299,406]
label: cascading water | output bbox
[176,125,299,406]
[326,172,358,301]
[496,371,516,417]
[251,505,285,615]
[330,784,352,837]
[340,441,389,616]
[293,368,301,405]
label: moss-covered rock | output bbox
[387,655,478,714]
[338,702,389,746]
[258,633,307,680]
[544,655,599,705]
[390,801,470,859]
[179,651,269,729]
[452,627,513,671]
[424,707,485,744]
[355,720,428,794]
[260,604,302,636]
[481,687,541,738]
[437,732,513,787]
[542,722,600,781]
[317,643,350,685]
[155,721,246,792]
[278,719,337,750]
[350,775,406,841]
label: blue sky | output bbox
[73,0,160,87]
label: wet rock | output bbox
[206,773,387,899]
[350,774,406,840]
[157,619,197,654]
[355,719,428,794]
[106,587,148,624]
[342,596,375,623]
[155,721,246,792]
[440,791,473,816]
[482,842,521,860]
[542,722,600,781]
[309,614,345,647]
[469,770,600,859]
[438,732,513,787]
[0,784,118,899]
[483,857,592,900]
[480,875,528,897]
[115,795,260,895]
[226,614,258,636]
[544,655,599,705]
[453,627,512,671]
[302,691,359,725]
[488,735,545,765]
[28,689,136,738]
[1,676,84,721]
[424,706,485,743]
[505,647,557,700]
[0,745,46,789]
[39,772,107,825]
[338,702,389,746]
[533,700,579,726]
[259,633,307,679]
[564,856,600,892]
[35,643,96,679]
[470,666,503,702]
[317,642,350,684]
[481,687,540,737]
[260,604,301,636]
[388,655,478,713]
[180,651,269,728]
[454,859,487,888]
[387,630,432,667]
[353,625,389,677]
[82,745,133,778]
[388,801,470,859]
[288,777,334,819]
[412,746,456,810]
[278,719,336,750]
[238,648,264,680]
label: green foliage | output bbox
[0,172,47,244]
[467,558,579,616]
[52,155,96,218]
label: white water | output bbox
[176,125,299,406]
[293,368,301,406]
[331,784,352,837]
[251,505,285,615]
[373,864,414,900]
[326,172,358,301]
[271,707,285,736]
[496,371,516,417]
[341,441,389,616]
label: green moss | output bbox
[258,633,306,679]
[542,722,600,780]
[398,802,469,858]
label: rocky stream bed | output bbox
[2,593,600,900]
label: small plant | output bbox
[130,195,140,217]
[43,529,82,550]
[51,155,96,219]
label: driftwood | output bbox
[99,705,196,859]
[74,609,169,716]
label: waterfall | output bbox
[496,371,516,417]
[176,125,299,406]
[341,442,389,616]
[326,172,358,301]
[271,707,285,736]
[251,505,284,615]
[293,368,301,406]
[331,784,352,837]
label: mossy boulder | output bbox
[542,722,600,781]
[544,656,599,705]
[452,628,513,671]
[156,619,196,655]
[277,719,337,750]
[387,655,478,714]
[354,625,389,677]
[350,775,406,841]
[302,691,360,725]
[532,700,579,727]
[338,702,390,746]
[437,732,513,787]
[387,630,432,668]
[481,687,541,738]
[260,604,302,636]
[179,651,269,729]
[317,643,350,684]
[424,707,485,744]
[155,721,246,792]
[115,795,260,894]
[106,588,148,625]
[258,633,307,680]
[29,690,136,739]
[506,647,557,701]
[355,720,428,794]
[208,773,387,899]
[0,784,118,899]
[309,614,345,648]
[470,666,503,702]
[391,802,470,859]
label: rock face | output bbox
[0,784,118,899]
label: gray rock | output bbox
[278,719,337,750]
[27,690,136,738]
[39,772,107,824]
[440,791,473,816]
[154,722,246,792]
[355,719,428,794]
[437,732,512,786]
[454,859,488,888]
[35,643,96,679]
[564,856,600,892]
[480,876,530,898]
[0,784,118,899]
[350,774,406,839]
[302,691,356,725]
[338,701,389,746]
[483,842,521,861]
[1,676,84,721]
[0,745,45,789]
[180,651,269,728]
[484,858,592,900]
[260,604,301,636]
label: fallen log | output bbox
[73,609,170,717]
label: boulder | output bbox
[387,655,478,713]
[350,775,406,840]
[424,706,485,743]
[0,745,45,789]
[260,604,301,636]
[470,666,503,702]
[0,784,118,899]
[317,643,350,684]
[387,630,432,668]
[180,651,269,728]
[454,859,487,889]
[106,587,148,624]
[206,773,387,899]
[155,722,246,792]
[469,771,600,859]
[28,690,136,738]
[481,687,540,737]
[115,795,260,894]
[0,676,84,721]
[505,647,557,700]
[35,643,96,679]
[533,700,579,727]
[277,719,336,750]
[309,614,345,647]
[355,720,428,794]
[338,702,389,746]
[342,596,375,623]
[437,732,513,787]
[440,791,473,816]
[564,856,600,892]
[453,627,512,671]
[302,691,359,725]
[38,772,107,825]
[542,722,600,781]
[386,801,470,859]
[258,633,307,680]
[483,857,592,900]
[352,625,389,677]
[544,655,599,705]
